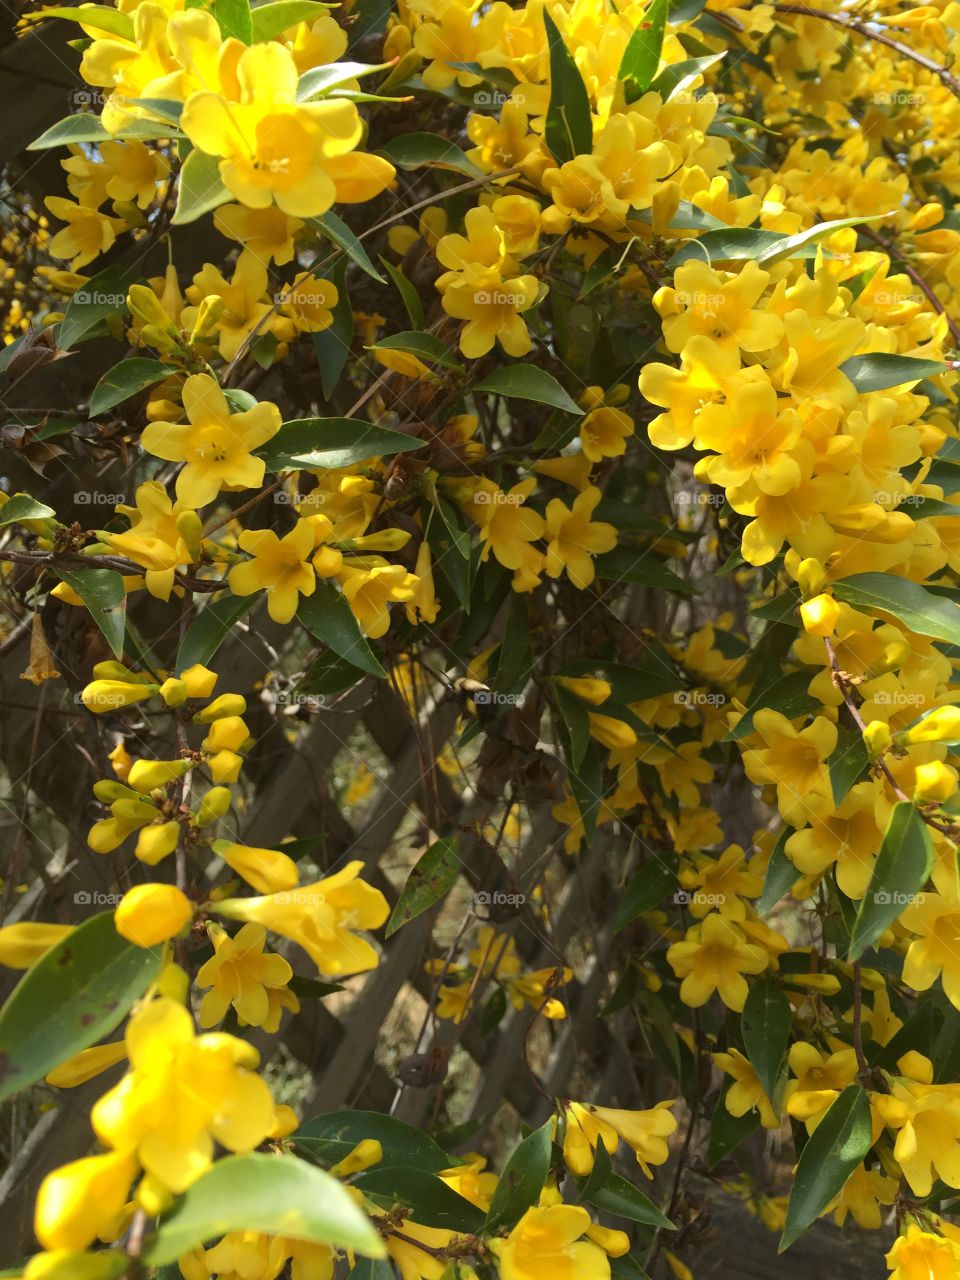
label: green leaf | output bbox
[484,1122,553,1233]
[779,1085,873,1251]
[668,226,806,268]
[172,148,229,224]
[378,132,482,177]
[839,352,949,393]
[708,1090,759,1168]
[90,358,174,415]
[593,547,693,593]
[618,0,668,101]
[313,209,385,282]
[555,683,591,770]
[144,1153,383,1264]
[294,1111,461,1173]
[297,649,369,697]
[175,593,252,673]
[757,213,893,266]
[367,331,462,371]
[297,580,387,678]
[259,418,423,471]
[828,726,869,806]
[496,593,533,697]
[615,859,677,931]
[612,1257,653,1280]
[742,981,791,1102]
[37,4,134,34]
[848,801,934,960]
[543,8,593,163]
[758,829,798,915]
[426,504,473,611]
[473,365,582,414]
[567,740,604,847]
[650,52,725,103]
[347,1262,395,1280]
[726,670,819,740]
[250,0,327,40]
[59,265,137,350]
[298,60,393,100]
[833,572,960,647]
[0,494,55,526]
[379,256,426,329]
[312,256,353,400]
[582,1171,674,1229]
[386,837,461,937]
[58,568,126,659]
[0,912,161,1104]
[288,975,342,999]
[28,113,174,150]
[352,1167,485,1231]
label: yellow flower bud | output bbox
[906,201,944,232]
[179,663,218,700]
[208,749,244,783]
[127,757,192,793]
[81,680,157,714]
[146,395,183,419]
[35,1151,137,1252]
[135,820,181,865]
[159,676,189,707]
[189,294,224,343]
[127,283,175,330]
[270,1103,301,1139]
[586,1222,631,1257]
[556,675,612,705]
[176,510,204,559]
[902,704,960,745]
[914,760,958,803]
[329,1138,383,1178]
[194,785,232,827]
[107,740,132,781]
[193,693,247,723]
[341,528,412,552]
[313,544,343,577]
[45,1040,127,1088]
[864,720,893,759]
[114,884,193,947]
[91,661,153,683]
[202,715,251,753]
[212,839,300,893]
[93,779,138,802]
[784,973,841,995]
[795,556,827,598]
[800,593,840,637]
[0,922,72,969]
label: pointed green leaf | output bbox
[543,8,593,162]
[472,365,583,414]
[59,265,138,350]
[741,981,791,1102]
[484,1122,553,1233]
[172,148,229,224]
[297,581,386,677]
[313,209,385,282]
[0,495,56,526]
[58,567,126,658]
[90,358,174,415]
[175,593,252,673]
[833,572,960,647]
[838,352,949,393]
[259,418,423,471]
[618,0,668,101]
[378,132,482,177]
[386,837,461,937]
[848,801,934,960]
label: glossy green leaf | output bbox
[297,580,387,678]
[582,1171,674,1228]
[386,837,461,936]
[352,1167,485,1231]
[758,213,892,266]
[741,981,791,1102]
[172,148,229,224]
[848,801,934,960]
[28,114,175,150]
[543,8,593,162]
[175,594,252,673]
[780,1086,873,1251]
[378,132,482,177]
[618,0,668,101]
[294,1110,462,1173]
[313,210,385,281]
[757,829,799,915]
[90,358,174,415]
[367,331,462,370]
[484,1122,553,1233]
[259,417,423,471]
[833,572,960,647]
[0,912,161,1104]
[250,0,328,40]
[0,495,56,526]
[312,256,353,400]
[144,1153,383,1263]
[839,352,949,393]
[708,1090,759,1168]
[58,568,127,658]
[616,859,677,931]
[59,265,138,349]
[36,4,134,35]
[473,365,582,414]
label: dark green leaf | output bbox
[144,1153,382,1264]
[839,352,949,393]
[473,365,582,414]
[29,114,174,150]
[352,1167,485,1232]
[379,256,425,329]
[594,547,693,593]
[175,594,252,673]
[314,209,385,282]
[848,801,934,960]
[554,683,591,771]
[297,581,387,678]
[0,495,55,526]
[667,226,801,269]
[495,593,533,697]
[312,257,353,400]
[582,1171,674,1229]
[0,912,161,1104]
[294,1110,461,1173]
[833,572,960,647]
[484,1122,552,1233]
[90,358,174,415]
[618,0,668,101]
[779,1086,872,1251]
[59,265,138,349]
[708,1090,759,1168]
[367,331,462,371]
[172,148,229,224]
[828,727,869,806]
[260,418,423,471]
[543,8,593,162]
[757,829,798,915]
[726,670,818,740]
[616,860,677,931]
[742,981,791,1101]
[386,837,461,937]
[58,568,126,659]
[378,133,482,177]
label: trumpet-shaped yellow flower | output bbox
[562,1100,677,1177]
[544,487,617,589]
[900,886,960,1010]
[336,557,419,638]
[34,1151,136,1252]
[0,922,72,969]
[141,375,280,509]
[197,922,294,1028]
[714,1048,779,1128]
[228,519,317,624]
[741,709,837,826]
[886,1225,960,1280]
[665,913,768,1011]
[491,1205,610,1280]
[44,197,124,270]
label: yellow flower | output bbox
[197,922,294,1028]
[544,487,617,589]
[80,678,158,714]
[141,374,280,509]
[783,1042,858,1130]
[886,1225,960,1279]
[0,922,72,969]
[505,966,572,1018]
[277,271,339,334]
[666,913,768,1011]
[92,998,275,1196]
[336,557,419,638]
[44,197,124,270]
[45,1041,127,1089]
[214,204,303,266]
[693,379,803,496]
[181,43,394,217]
[439,266,540,358]
[579,404,633,463]
[829,1163,897,1229]
[104,481,198,603]
[115,884,193,947]
[213,860,389,976]
[228,518,317,624]
[900,886,960,1010]
[784,782,883,900]
[212,839,300,894]
[562,1100,677,1177]
[714,1049,779,1128]
[741,709,837,826]
[34,1151,137,1252]
[657,260,783,357]
[182,255,274,362]
[491,1205,611,1280]
[471,478,545,586]
[902,704,960,746]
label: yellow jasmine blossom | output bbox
[741,709,837,826]
[665,913,769,1011]
[562,1100,677,1177]
[783,1042,858,1130]
[34,1151,137,1252]
[44,197,124,270]
[196,922,293,1029]
[213,204,303,266]
[115,884,193,947]
[714,1049,779,1128]
[212,839,300,894]
[141,375,280,509]
[491,1204,611,1280]
[227,519,317,625]
[544,487,617,589]
[886,1225,960,1279]
[336,557,419,638]
[0,922,73,969]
